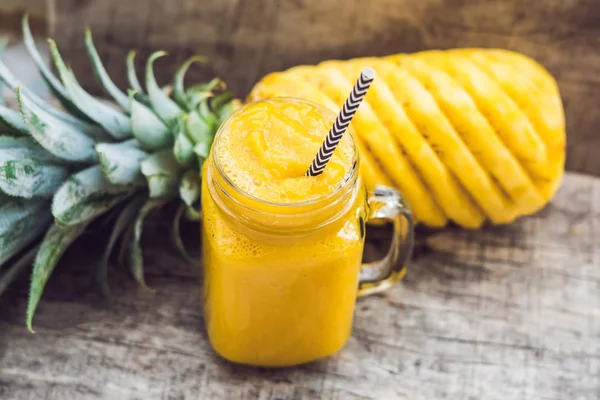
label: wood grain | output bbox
[1,172,599,399]
[48,0,600,175]
[0,0,46,38]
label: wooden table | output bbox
[1,172,599,400]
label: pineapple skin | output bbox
[248,49,565,228]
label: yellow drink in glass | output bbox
[202,98,413,367]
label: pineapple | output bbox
[0,17,237,330]
[248,50,566,229]
[0,16,566,329]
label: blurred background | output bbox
[1,0,599,175]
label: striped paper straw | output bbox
[306,67,375,177]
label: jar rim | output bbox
[211,97,360,211]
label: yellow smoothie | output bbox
[202,98,367,367]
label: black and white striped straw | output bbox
[306,67,375,177]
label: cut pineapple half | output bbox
[286,64,447,227]
[323,58,485,228]
[249,49,566,228]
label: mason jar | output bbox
[201,98,413,367]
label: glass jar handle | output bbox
[358,185,414,297]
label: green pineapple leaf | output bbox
[16,88,99,163]
[130,197,170,290]
[51,166,133,226]
[0,136,72,199]
[0,245,38,296]
[198,99,219,133]
[146,51,184,122]
[48,39,132,140]
[126,50,144,93]
[187,78,223,109]
[186,109,214,150]
[0,104,29,134]
[0,198,52,267]
[173,119,195,168]
[0,136,69,164]
[173,55,206,110]
[187,78,224,94]
[140,149,183,198]
[84,29,129,110]
[0,155,69,198]
[96,139,148,186]
[0,17,240,325]
[0,37,7,66]
[0,136,35,149]
[95,193,147,301]
[22,15,95,123]
[0,58,105,139]
[129,91,172,151]
[210,92,236,123]
[27,222,90,332]
[216,98,238,124]
[171,203,195,265]
[194,142,210,163]
[179,168,200,207]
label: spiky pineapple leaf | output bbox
[0,58,105,139]
[146,52,184,122]
[198,98,219,132]
[186,110,214,151]
[21,16,95,123]
[0,156,68,198]
[179,169,201,221]
[209,92,237,124]
[51,166,133,226]
[48,39,132,140]
[217,98,239,124]
[194,142,210,161]
[0,136,71,199]
[173,120,195,168]
[171,203,195,265]
[0,136,70,197]
[27,222,89,332]
[127,50,144,93]
[0,198,52,266]
[130,91,172,151]
[179,169,200,207]
[187,78,224,107]
[0,38,7,69]
[140,149,183,198]
[187,78,224,94]
[0,104,28,134]
[17,88,98,163]
[95,193,147,301]
[0,135,34,149]
[84,29,129,110]
[96,139,148,186]
[210,91,235,110]
[0,245,38,297]
[130,197,169,290]
[173,56,206,110]
[0,136,69,162]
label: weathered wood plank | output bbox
[49,0,600,175]
[0,0,46,37]
[1,172,599,399]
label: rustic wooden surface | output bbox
[0,0,45,36]
[0,171,598,400]
[49,0,600,175]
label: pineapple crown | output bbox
[0,16,238,331]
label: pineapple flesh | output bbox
[248,50,566,228]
